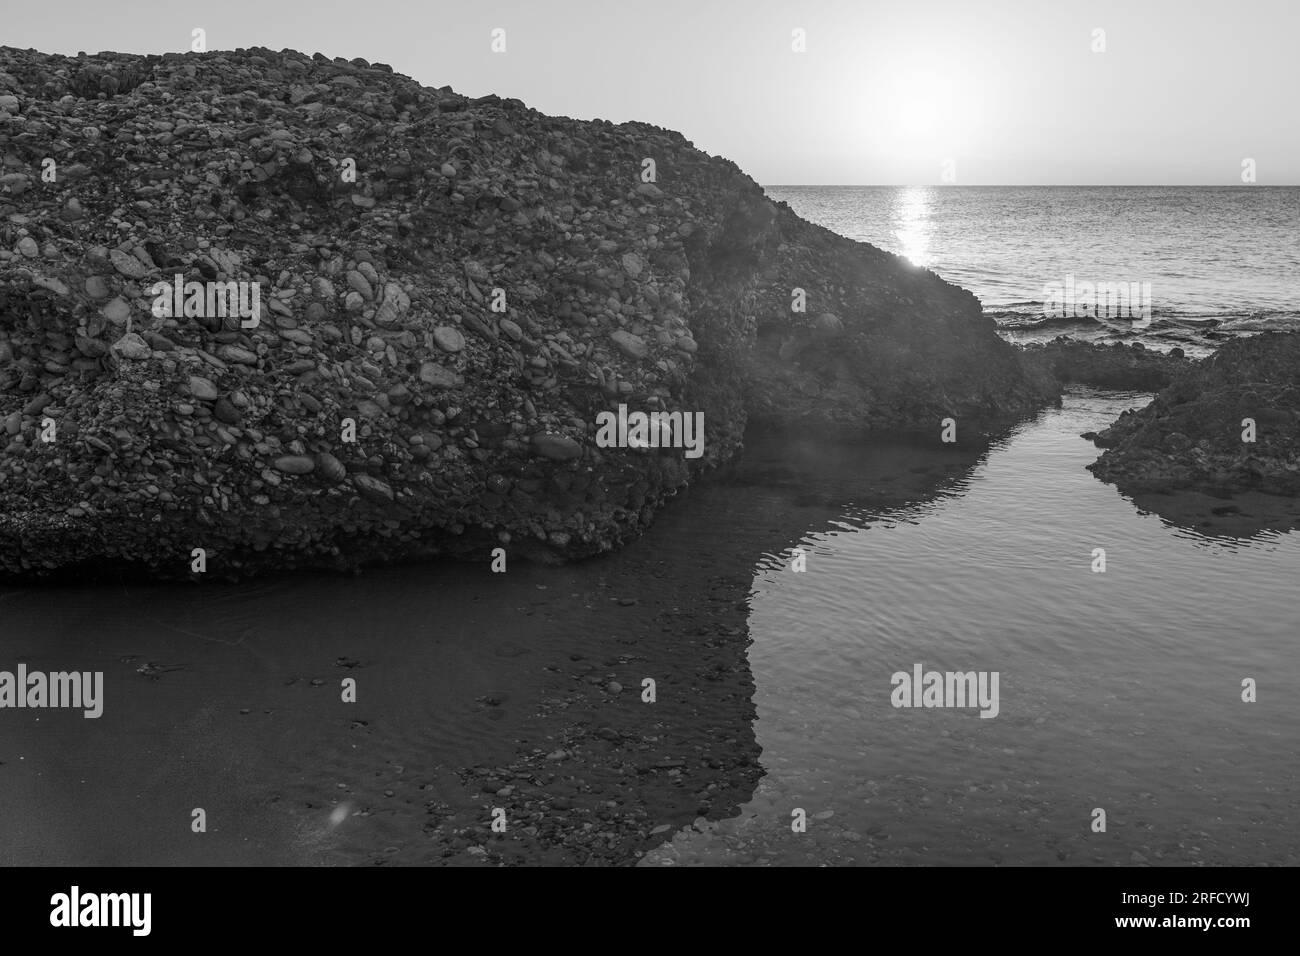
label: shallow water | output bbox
[3,390,1298,866]
[646,389,1300,866]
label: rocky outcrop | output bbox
[1089,332,1300,495]
[0,46,1054,580]
[1019,337,1194,391]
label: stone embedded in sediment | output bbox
[213,397,241,425]
[101,297,130,323]
[315,452,347,482]
[187,376,218,401]
[274,455,316,475]
[418,361,460,387]
[609,330,648,360]
[108,248,147,279]
[433,326,465,353]
[531,432,584,461]
[34,276,69,296]
[216,345,257,365]
[353,474,394,502]
[0,45,1052,580]
[23,393,51,416]
[109,333,150,361]
[621,253,644,277]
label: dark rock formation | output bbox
[1019,337,1194,391]
[1089,332,1300,496]
[0,46,1055,580]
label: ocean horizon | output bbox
[766,184,1300,355]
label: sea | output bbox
[765,185,1300,357]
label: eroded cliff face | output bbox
[0,46,1054,579]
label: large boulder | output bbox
[0,46,1055,579]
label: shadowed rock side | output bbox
[0,46,1055,580]
[1089,332,1300,506]
[1018,337,1195,391]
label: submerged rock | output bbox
[1089,332,1300,496]
[0,45,1054,580]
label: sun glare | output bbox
[901,97,940,136]
[894,186,932,268]
[890,69,951,145]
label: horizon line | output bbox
[762,183,1300,188]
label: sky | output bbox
[3,0,1297,185]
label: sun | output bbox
[891,70,950,143]
[900,97,941,136]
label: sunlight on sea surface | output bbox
[766,185,1300,353]
[894,186,932,268]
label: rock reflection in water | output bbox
[646,391,1300,867]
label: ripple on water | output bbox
[644,389,1300,867]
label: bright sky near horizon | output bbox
[3,0,1297,185]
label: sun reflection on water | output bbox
[894,186,932,268]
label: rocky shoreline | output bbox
[1,45,1055,581]
[1088,332,1300,497]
